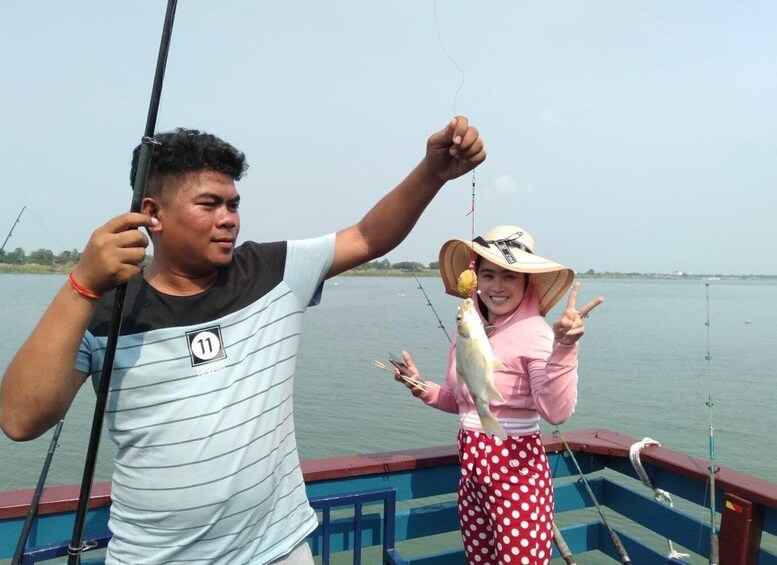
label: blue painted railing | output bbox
[308,487,397,565]
[3,429,777,564]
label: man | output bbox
[0,116,485,564]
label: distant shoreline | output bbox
[3,264,774,281]
[338,270,776,281]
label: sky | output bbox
[1,1,775,275]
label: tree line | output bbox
[0,247,82,266]
[2,249,773,279]
[0,248,437,272]
[351,259,439,272]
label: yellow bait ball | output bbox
[457,269,478,297]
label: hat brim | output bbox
[439,239,574,316]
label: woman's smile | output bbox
[476,259,528,323]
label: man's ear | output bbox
[141,198,162,232]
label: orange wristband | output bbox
[68,272,102,300]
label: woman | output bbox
[396,225,603,565]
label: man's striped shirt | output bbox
[76,235,335,564]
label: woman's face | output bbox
[476,258,528,323]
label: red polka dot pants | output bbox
[457,429,554,564]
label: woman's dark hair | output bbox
[129,128,248,197]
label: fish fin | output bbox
[480,413,508,441]
[490,356,506,372]
[484,380,505,404]
[456,370,465,387]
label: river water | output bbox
[1,274,775,491]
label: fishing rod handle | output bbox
[709,533,719,565]
[551,523,576,565]
[608,528,631,564]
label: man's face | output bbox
[155,170,241,274]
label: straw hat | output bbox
[439,225,574,316]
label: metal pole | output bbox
[556,430,632,564]
[704,283,720,565]
[66,2,178,562]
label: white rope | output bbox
[629,438,690,560]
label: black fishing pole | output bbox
[11,419,64,565]
[66,2,178,563]
[1,206,26,254]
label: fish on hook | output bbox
[455,298,507,440]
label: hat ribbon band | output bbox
[472,235,533,265]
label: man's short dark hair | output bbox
[129,128,249,197]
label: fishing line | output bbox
[432,0,478,283]
[467,170,477,268]
[703,282,720,565]
[26,207,69,254]
[427,14,581,561]
[433,0,466,117]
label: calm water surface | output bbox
[0,274,775,491]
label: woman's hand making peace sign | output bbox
[552,282,604,346]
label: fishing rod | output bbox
[552,523,577,565]
[555,429,632,564]
[410,272,451,342]
[11,419,64,565]
[1,206,26,254]
[704,283,720,565]
[67,2,178,563]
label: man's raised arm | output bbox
[328,116,486,278]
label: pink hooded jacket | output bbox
[419,286,578,428]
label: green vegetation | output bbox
[341,268,439,277]
[0,263,66,274]
[343,260,775,280]
[0,247,82,274]
[343,258,438,277]
[1,248,775,280]
[0,246,156,274]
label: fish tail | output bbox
[475,401,508,440]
